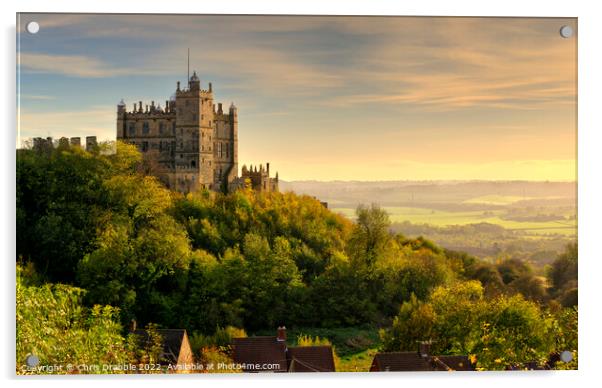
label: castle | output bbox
[116,72,278,194]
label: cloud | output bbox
[18,52,133,78]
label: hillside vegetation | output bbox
[16,142,577,372]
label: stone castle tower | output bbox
[116,72,277,194]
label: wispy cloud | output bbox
[19,52,131,78]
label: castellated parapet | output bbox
[116,72,278,194]
[33,136,96,152]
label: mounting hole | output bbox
[26,21,40,34]
[559,25,573,38]
[560,350,573,363]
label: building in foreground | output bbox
[232,326,336,372]
[369,343,474,372]
[130,325,194,373]
[116,71,278,194]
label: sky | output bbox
[17,14,577,181]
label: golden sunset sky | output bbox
[17,15,577,181]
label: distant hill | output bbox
[280,180,576,210]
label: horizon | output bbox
[17,14,576,181]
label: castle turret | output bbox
[117,99,126,138]
[189,71,200,91]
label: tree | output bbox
[380,281,557,370]
[548,243,578,306]
[347,204,391,266]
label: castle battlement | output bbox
[32,135,97,152]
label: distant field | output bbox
[463,195,532,205]
[332,206,577,236]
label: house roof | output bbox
[371,352,433,372]
[232,336,288,372]
[436,355,475,371]
[287,346,336,372]
[370,352,474,372]
[132,329,188,365]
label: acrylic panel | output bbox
[16,13,577,374]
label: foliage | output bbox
[380,281,558,370]
[16,142,578,372]
[16,265,130,374]
[189,326,246,357]
[127,323,166,373]
[547,243,578,306]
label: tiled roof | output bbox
[436,355,475,371]
[232,336,288,372]
[287,346,336,372]
[371,352,474,372]
[132,329,187,364]
[371,352,433,372]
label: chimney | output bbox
[277,326,287,342]
[419,341,431,358]
[130,319,137,332]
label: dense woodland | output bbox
[16,142,578,372]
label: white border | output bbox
[2,1,601,388]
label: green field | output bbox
[332,206,577,236]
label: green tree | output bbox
[548,243,578,306]
[381,281,556,370]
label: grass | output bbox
[338,347,379,372]
[332,206,577,236]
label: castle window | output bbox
[128,123,135,136]
[159,122,165,134]
[191,160,196,168]
[180,154,183,158]
[192,113,197,121]
[226,142,229,158]
[143,122,150,134]
[142,141,148,152]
